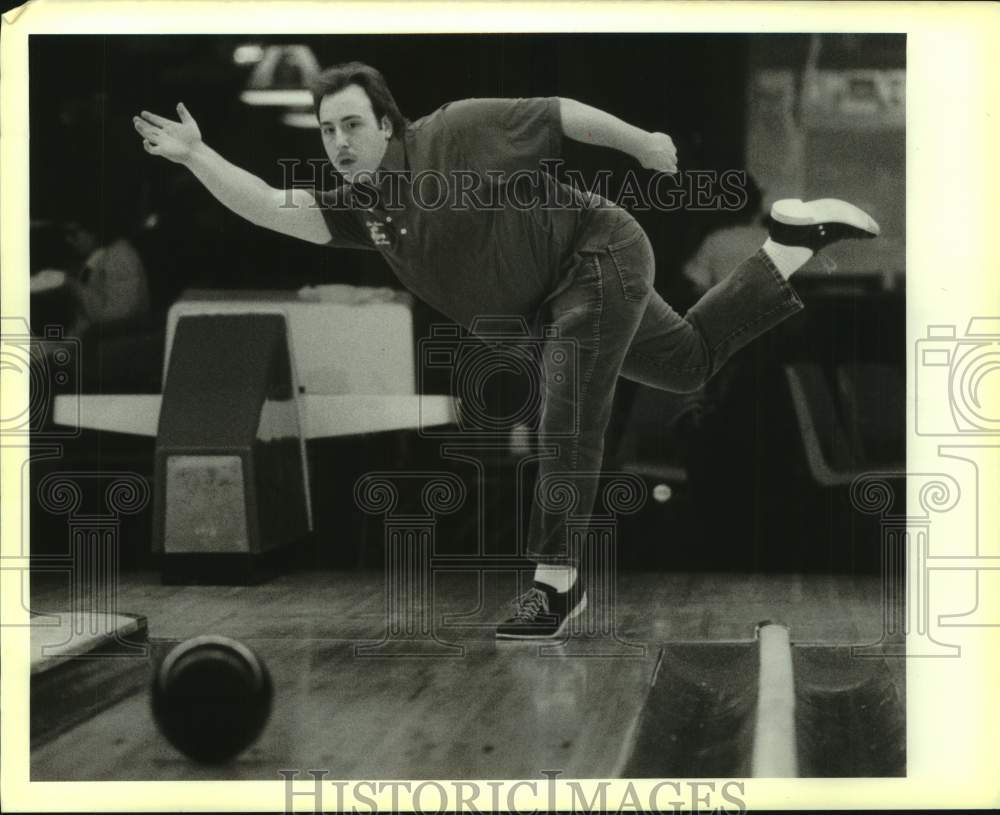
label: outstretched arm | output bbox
[559,98,678,174]
[133,103,332,245]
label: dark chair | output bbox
[784,362,905,487]
[610,385,703,488]
[605,386,703,568]
[835,362,906,468]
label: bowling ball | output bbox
[151,635,273,764]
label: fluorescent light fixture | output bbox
[240,45,319,108]
[233,44,264,65]
[240,89,314,107]
[282,111,319,129]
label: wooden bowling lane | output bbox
[30,569,888,645]
[31,572,658,780]
[32,639,654,780]
[613,571,888,645]
[30,569,889,780]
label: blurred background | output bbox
[28,34,906,575]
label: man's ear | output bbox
[380,115,393,139]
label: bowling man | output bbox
[133,62,879,640]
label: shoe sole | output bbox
[771,198,880,236]
[495,593,589,640]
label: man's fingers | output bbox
[133,117,160,138]
[142,139,159,155]
[139,110,173,128]
[176,102,193,123]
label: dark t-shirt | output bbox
[310,97,631,330]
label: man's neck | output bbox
[379,135,407,173]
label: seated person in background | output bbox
[683,175,768,295]
[30,219,78,335]
[61,214,151,337]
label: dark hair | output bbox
[310,62,407,135]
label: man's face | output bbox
[317,84,392,184]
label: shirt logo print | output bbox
[365,219,391,247]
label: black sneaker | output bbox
[495,581,588,640]
[767,198,880,253]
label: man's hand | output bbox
[559,99,680,174]
[637,132,678,174]
[130,106,332,244]
[133,103,202,164]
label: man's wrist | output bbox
[630,130,655,164]
[181,140,209,168]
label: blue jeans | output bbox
[526,212,804,563]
